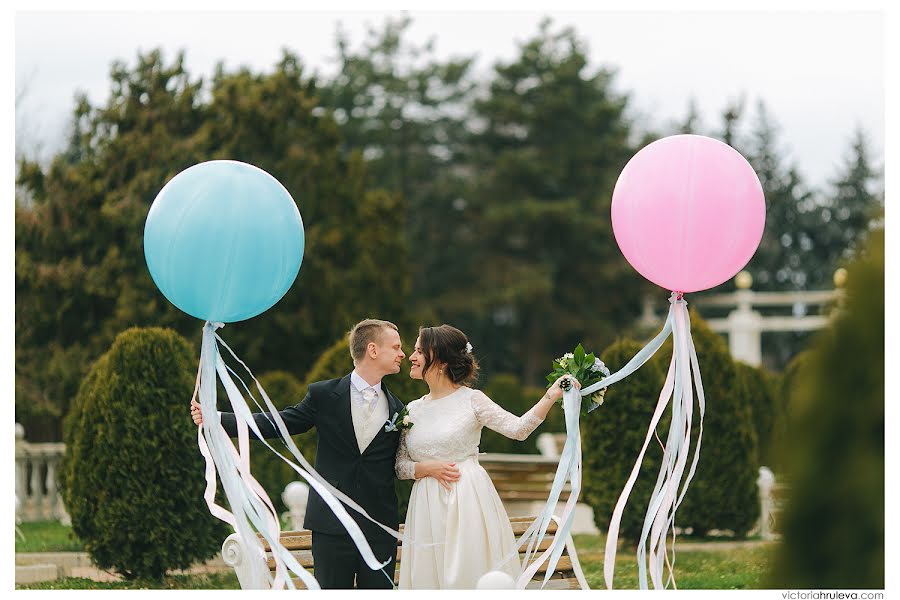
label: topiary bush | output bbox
[60,327,227,580]
[768,231,884,588]
[734,361,780,470]
[656,310,760,538]
[245,370,316,515]
[581,338,667,545]
[771,349,813,474]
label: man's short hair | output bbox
[348,319,399,362]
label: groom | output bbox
[191,318,406,589]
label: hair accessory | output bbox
[465,342,473,354]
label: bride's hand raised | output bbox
[547,375,581,402]
[417,461,461,491]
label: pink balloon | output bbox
[611,134,765,293]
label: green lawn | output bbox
[17,522,774,590]
[18,573,240,590]
[16,520,84,553]
[579,545,774,590]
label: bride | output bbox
[395,324,577,589]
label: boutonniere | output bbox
[384,405,413,432]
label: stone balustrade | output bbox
[15,424,70,524]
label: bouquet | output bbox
[546,343,610,414]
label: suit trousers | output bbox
[311,530,397,589]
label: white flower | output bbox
[591,358,611,376]
[557,352,574,369]
[465,342,473,354]
[402,415,411,426]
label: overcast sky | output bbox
[15,9,884,190]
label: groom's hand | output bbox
[418,461,461,490]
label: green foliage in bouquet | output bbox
[545,343,611,414]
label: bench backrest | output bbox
[479,454,572,502]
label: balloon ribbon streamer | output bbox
[513,294,704,590]
[195,322,407,589]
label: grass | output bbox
[578,545,774,589]
[16,520,84,553]
[17,523,775,590]
[17,572,240,590]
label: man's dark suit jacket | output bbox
[219,374,404,543]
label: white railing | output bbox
[15,424,70,524]
[698,286,842,367]
[640,270,844,367]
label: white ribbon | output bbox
[196,322,396,589]
[514,293,704,591]
[602,295,705,590]
[195,324,448,589]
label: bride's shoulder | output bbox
[465,387,491,404]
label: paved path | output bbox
[16,552,230,585]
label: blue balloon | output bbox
[144,160,305,323]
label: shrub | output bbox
[771,350,813,474]
[581,338,667,545]
[657,310,760,538]
[768,231,884,588]
[734,361,780,469]
[61,327,227,580]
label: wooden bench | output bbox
[223,515,583,589]
[479,453,572,503]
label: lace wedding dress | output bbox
[395,386,545,589]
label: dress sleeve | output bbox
[470,389,544,441]
[395,428,417,480]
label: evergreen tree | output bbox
[807,127,883,285]
[768,230,883,588]
[15,49,412,439]
[459,19,643,384]
[743,101,817,292]
[319,16,476,308]
[676,98,702,134]
[717,96,746,150]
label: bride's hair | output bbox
[418,324,479,385]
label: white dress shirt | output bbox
[350,370,389,453]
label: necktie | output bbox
[361,387,378,417]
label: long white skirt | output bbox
[398,456,522,589]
